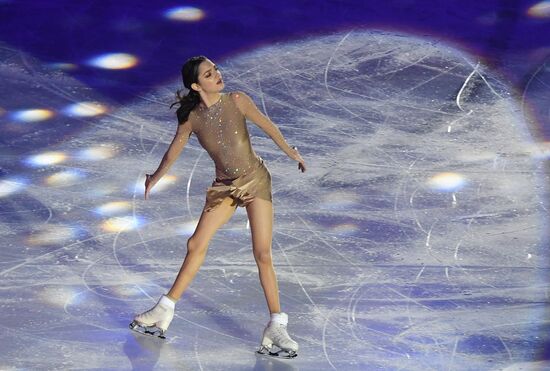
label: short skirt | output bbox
[204,156,272,212]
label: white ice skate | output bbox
[129,295,175,339]
[257,312,298,358]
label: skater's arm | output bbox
[232,91,299,161]
[145,121,193,198]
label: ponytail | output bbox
[171,89,200,124]
[170,55,207,125]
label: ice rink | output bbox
[1,28,549,370]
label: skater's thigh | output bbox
[191,196,237,245]
[245,197,273,251]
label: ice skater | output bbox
[129,56,306,358]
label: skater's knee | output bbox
[254,250,273,266]
[187,237,208,255]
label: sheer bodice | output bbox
[188,92,260,181]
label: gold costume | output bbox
[188,92,272,212]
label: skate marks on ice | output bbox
[223,30,548,369]
[0,30,548,370]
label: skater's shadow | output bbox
[123,332,167,371]
[253,353,300,371]
[185,289,257,341]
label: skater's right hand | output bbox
[291,146,306,173]
[144,173,154,200]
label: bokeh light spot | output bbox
[26,152,67,167]
[527,141,550,160]
[427,172,466,192]
[330,223,359,235]
[27,224,77,246]
[95,201,132,216]
[178,220,199,236]
[87,53,139,69]
[527,1,550,18]
[165,6,205,21]
[133,174,177,194]
[102,216,143,232]
[45,170,84,186]
[12,109,55,122]
[0,178,27,198]
[320,191,361,209]
[77,145,117,161]
[38,286,80,308]
[63,101,108,117]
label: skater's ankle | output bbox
[164,293,179,302]
[160,294,177,309]
[270,312,288,326]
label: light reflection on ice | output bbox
[76,146,117,161]
[62,101,108,117]
[12,108,55,122]
[427,172,466,192]
[0,178,27,197]
[25,151,67,166]
[45,170,84,186]
[27,224,77,246]
[94,201,132,216]
[101,216,144,232]
[87,53,139,70]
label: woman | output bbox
[130,56,306,358]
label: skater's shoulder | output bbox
[229,91,255,114]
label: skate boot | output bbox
[257,312,298,358]
[129,294,175,339]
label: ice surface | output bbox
[0,30,549,370]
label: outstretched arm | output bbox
[145,121,193,199]
[233,91,306,172]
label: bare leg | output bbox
[167,196,237,301]
[246,197,281,314]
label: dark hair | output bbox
[170,55,207,124]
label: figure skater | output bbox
[129,56,306,358]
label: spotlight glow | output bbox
[38,286,79,308]
[320,191,360,209]
[178,220,199,236]
[95,201,132,216]
[45,170,84,186]
[133,174,177,194]
[27,224,76,246]
[0,178,27,198]
[63,102,108,117]
[102,216,143,232]
[111,285,143,298]
[77,145,117,161]
[427,172,466,192]
[12,109,55,122]
[87,53,139,69]
[165,6,205,21]
[527,141,550,160]
[527,1,550,18]
[26,152,67,167]
[330,223,359,235]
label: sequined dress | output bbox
[187,92,272,212]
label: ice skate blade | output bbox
[129,321,166,339]
[257,346,297,359]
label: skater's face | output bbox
[193,59,224,93]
